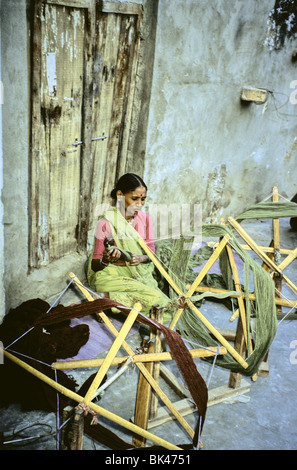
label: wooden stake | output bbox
[133,340,155,448]
[149,306,163,419]
[61,406,84,450]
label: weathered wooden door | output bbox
[29,0,142,268]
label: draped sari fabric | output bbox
[87,208,172,320]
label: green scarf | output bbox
[87,208,171,317]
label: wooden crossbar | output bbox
[53,346,227,370]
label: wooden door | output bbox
[29,0,142,268]
[88,1,143,212]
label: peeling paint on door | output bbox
[46,52,57,97]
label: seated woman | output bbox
[87,173,172,321]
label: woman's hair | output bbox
[110,173,147,200]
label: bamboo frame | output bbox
[228,217,297,296]
[68,274,197,441]
[229,187,297,307]
[1,348,181,450]
[138,236,249,370]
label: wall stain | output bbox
[285,137,297,162]
[205,164,227,223]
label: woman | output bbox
[87,173,172,320]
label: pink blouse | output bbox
[92,211,155,260]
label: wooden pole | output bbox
[1,348,182,450]
[241,245,294,255]
[272,187,282,313]
[149,306,163,419]
[133,340,155,448]
[225,242,251,387]
[53,346,227,370]
[225,243,249,347]
[61,406,84,450]
[189,285,297,309]
[83,302,141,405]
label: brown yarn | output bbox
[35,297,208,446]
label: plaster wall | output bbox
[144,0,297,224]
[0,0,5,323]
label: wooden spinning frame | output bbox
[3,190,289,449]
[229,187,297,318]
[1,272,226,451]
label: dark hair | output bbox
[110,173,147,200]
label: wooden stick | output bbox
[241,245,294,255]
[273,187,282,313]
[149,306,163,419]
[133,340,155,448]
[53,346,227,370]
[83,302,141,405]
[190,285,297,310]
[1,348,181,450]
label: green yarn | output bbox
[161,224,278,377]
[236,201,297,222]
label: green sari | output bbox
[87,207,172,320]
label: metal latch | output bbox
[73,136,108,146]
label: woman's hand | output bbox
[129,254,149,266]
[103,248,125,266]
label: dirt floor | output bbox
[0,217,296,455]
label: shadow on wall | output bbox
[290,193,297,231]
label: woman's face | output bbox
[117,185,147,218]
